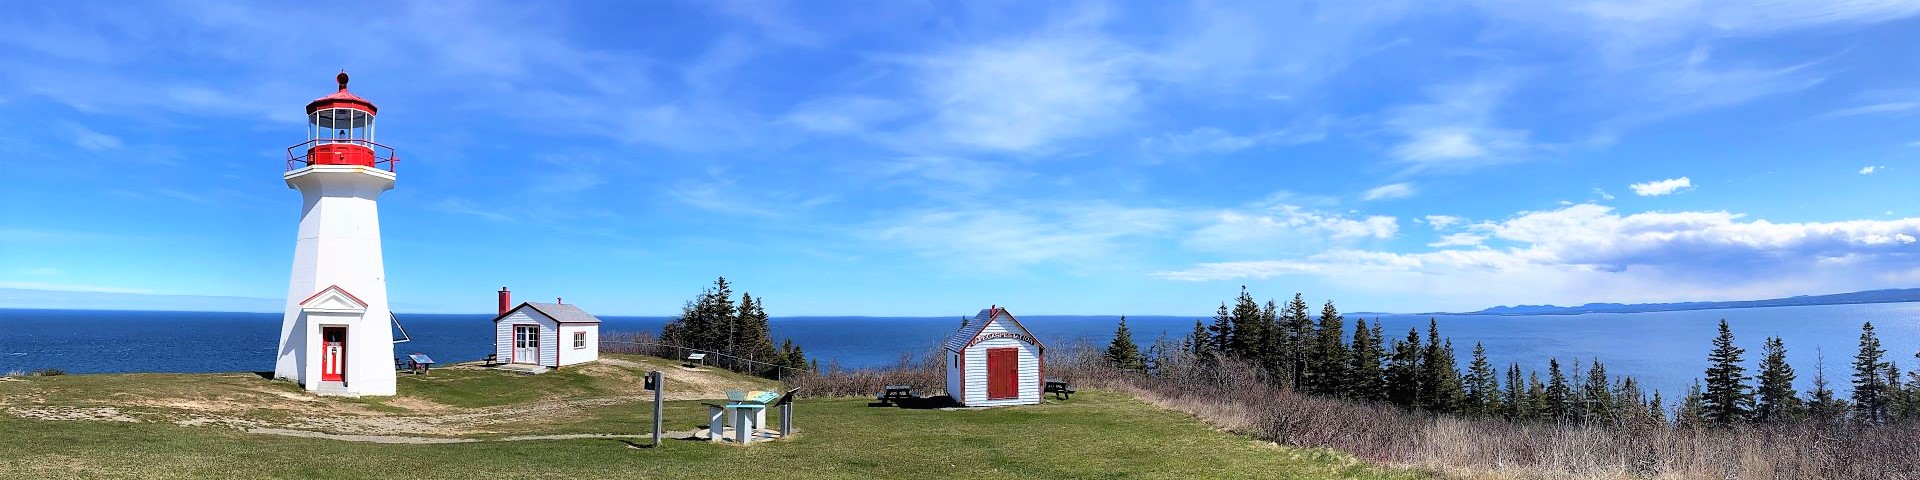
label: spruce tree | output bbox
[1281,293,1313,389]
[1105,316,1145,372]
[1526,372,1549,421]
[1701,319,1752,425]
[1347,318,1387,402]
[1852,321,1889,423]
[1882,363,1908,422]
[1503,363,1527,420]
[1648,390,1666,424]
[1208,303,1234,356]
[1385,328,1422,408]
[1805,347,1847,422]
[1753,336,1802,423]
[1581,359,1614,426]
[1228,287,1265,361]
[1676,380,1708,429]
[1306,300,1349,396]
[1418,320,1464,413]
[734,293,778,365]
[1465,343,1499,416]
[1545,359,1573,422]
[1188,319,1211,358]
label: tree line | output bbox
[660,277,811,374]
[1103,287,1920,428]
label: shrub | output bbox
[31,368,65,377]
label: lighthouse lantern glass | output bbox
[311,108,375,145]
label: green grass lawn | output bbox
[0,392,1427,479]
[0,358,1430,479]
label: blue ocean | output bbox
[3,303,1917,400]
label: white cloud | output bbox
[874,203,1179,271]
[914,32,1139,152]
[1860,166,1883,175]
[67,123,123,151]
[1139,121,1328,158]
[1362,183,1416,201]
[1385,78,1532,171]
[1428,232,1488,248]
[1153,204,1920,309]
[1592,187,1617,200]
[1821,102,1919,119]
[1187,205,1397,254]
[1425,215,1463,230]
[1629,176,1692,196]
[782,96,910,135]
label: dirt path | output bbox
[244,427,764,444]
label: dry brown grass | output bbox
[797,343,1920,479]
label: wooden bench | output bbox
[875,385,914,405]
[482,353,498,366]
[1045,379,1075,400]
[684,352,708,368]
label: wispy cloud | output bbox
[1362,183,1416,201]
[1860,165,1883,175]
[1428,232,1488,248]
[1384,78,1532,171]
[1821,102,1919,119]
[1629,176,1692,196]
[911,29,1139,152]
[873,202,1179,272]
[1424,215,1463,230]
[1139,121,1329,159]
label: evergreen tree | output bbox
[1207,303,1234,356]
[1753,336,1803,423]
[1805,347,1848,422]
[1701,319,1753,425]
[1228,287,1265,361]
[1676,380,1708,429]
[1418,320,1465,413]
[1581,359,1614,426]
[1648,390,1667,424]
[1526,372,1549,421]
[1465,343,1499,416]
[1260,300,1283,375]
[1105,316,1145,372]
[1347,318,1387,402]
[1903,349,1920,420]
[1852,321,1890,423]
[1385,328,1422,408]
[660,277,739,352]
[1545,359,1573,422]
[734,293,777,364]
[1504,363,1528,421]
[1882,362,1907,422]
[1305,300,1350,396]
[1187,319,1211,358]
[1281,293,1314,389]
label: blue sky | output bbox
[2,1,1918,316]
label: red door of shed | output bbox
[320,326,346,382]
[987,347,1018,400]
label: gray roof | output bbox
[943,306,1041,352]
[523,302,602,324]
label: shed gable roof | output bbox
[943,306,1042,352]
[492,301,602,324]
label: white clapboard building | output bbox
[492,291,601,368]
[944,305,1045,407]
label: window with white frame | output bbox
[573,331,587,349]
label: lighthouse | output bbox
[273,71,399,396]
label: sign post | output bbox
[646,370,663,447]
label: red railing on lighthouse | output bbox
[285,139,398,173]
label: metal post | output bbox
[780,402,792,437]
[650,370,664,447]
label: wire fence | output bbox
[600,334,797,381]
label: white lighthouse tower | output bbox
[273,71,399,396]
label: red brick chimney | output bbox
[498,287,511,316]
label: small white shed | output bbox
[944,305,1045,407]
[493,301,601,368]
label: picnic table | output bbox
[876,385,915,404]
[1045,379,1074,400]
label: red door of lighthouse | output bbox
[986,347,1018,400]
[320,327,347,382]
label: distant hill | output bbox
[0,288,284,313]
[1465,288,1920,315]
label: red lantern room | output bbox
[289,71,396,171]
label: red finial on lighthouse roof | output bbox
[307,70,377,115]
